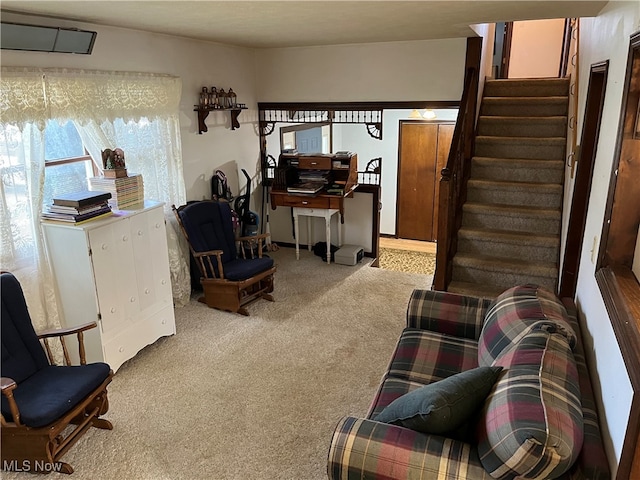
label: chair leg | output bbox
[262,293,274,302]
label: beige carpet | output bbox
[3,248,431,480]
[378,247,436,276]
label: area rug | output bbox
[378,247,436,276]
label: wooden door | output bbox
[397,121,453,242]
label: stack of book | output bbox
[286,182,325,195]
[89,173,144,209]
[43,191,113,224]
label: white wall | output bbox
[574,2,640,475]
[255,38,467,102]
[0,11,260,207]
[508,19,565,78]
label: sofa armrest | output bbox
[327,416,492,480]
[406,289,492,340]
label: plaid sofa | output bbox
[327,285,611,480]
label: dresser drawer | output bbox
[280,195,331,208]
[298,156,332,170]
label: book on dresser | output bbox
[52,190,112,207]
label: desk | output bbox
[293,207,341,264]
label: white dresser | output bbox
[42,200,176,372]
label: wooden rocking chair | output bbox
[1,272,114,474]
[173,200,276,316]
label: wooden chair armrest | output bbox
[37,321,97,339]
[1,377,17,392]
[37,322,97,366]
[236,233,270,242]
[193,250,225,280]
[1,377,21,426]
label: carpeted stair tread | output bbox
[468,179,562,192]
[458,227,559,247]
[453,253,557,275]
[474,135,566,160]
[475,135,566,146]
[483,78,569,97]
[471,157,564,183]
[477,116,567,137]
[463,202,561,218]
[447,281,505,299]
[480,97,568,117]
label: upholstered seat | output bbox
[1,271,114,474]
[173,200,276,315]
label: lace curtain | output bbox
[1,67,191,331]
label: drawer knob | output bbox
[155,223,161,229]
[302,201,308,205]
[130,296,136,303]
[161,279,167,285]
[145,288,150,294]
[119,346,124,353]
[161,319,166,325]
[138,230,144,236]
[110,307,116,313]
[101,243,108,250]
[122,235,128,242]
[311,162,317,165]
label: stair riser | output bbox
[471,162,564,184]
[474,141,565,160]
[457,237,559,263]
[480,102,568,117]
[467,185,562,208]
[462,211,560,235]
[452,265,557,291]
[484,81,569,98]
[477,119,567,138]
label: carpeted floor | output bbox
[2,248,431,480]
[378,247,436,276]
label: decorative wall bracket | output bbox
[194,106,247,134]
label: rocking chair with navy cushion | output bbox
[1,272,114,474]
[173,200,276,316]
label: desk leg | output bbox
[294,211,300,260]
[338,216,342,247]
[307,216,312,252]
[325,215,331,264]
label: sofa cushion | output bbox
[385,327,479,385]
[477,329,583,479]
[478,284,577,367]
[374,366,503,435]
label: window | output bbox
[43,120,97,207]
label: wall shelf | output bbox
[194,106,247,134]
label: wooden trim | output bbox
[559,60,609,297]
[594,30,640,480]
[258,100,460,111]
[501,22,513,79]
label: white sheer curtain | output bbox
[1,67,191,320]
[0,70,61,331]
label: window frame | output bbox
[595,30,640,479]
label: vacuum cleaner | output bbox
[234,169,260,237]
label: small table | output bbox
[292,207,342,264]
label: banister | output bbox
[433,65,479,291]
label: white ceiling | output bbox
[1,1,610,49]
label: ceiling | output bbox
[1,1,610,49]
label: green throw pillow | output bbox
[373,366,503,434]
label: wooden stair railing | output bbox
[433,65,479,291]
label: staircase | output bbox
[447,77,569,298]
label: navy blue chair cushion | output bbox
[178,201,274,280]
[224,257,274,281]
[1,364,112,428]
[1,273,49,383]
